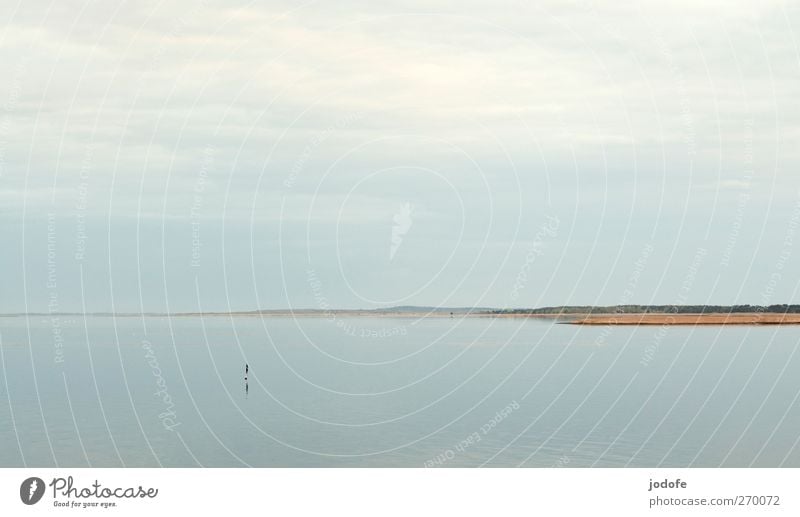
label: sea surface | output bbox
[1,316,799,467]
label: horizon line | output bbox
[3,303,799,317]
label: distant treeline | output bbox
[487,305,800,315]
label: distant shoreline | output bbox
[4,306,800,325]
[566,313,800,325]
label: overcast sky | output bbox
[2,0,800,312]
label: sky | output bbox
[1,0,800,312]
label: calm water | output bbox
[1,316,799,467]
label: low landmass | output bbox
[566,312,800,325]
[486,305,800,325]
[4,304,800,325]
[486,304,800,315]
